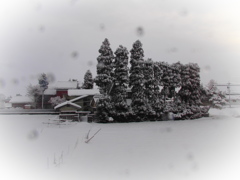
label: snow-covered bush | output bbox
[209,91,228,109]
[201,80,228,109]
[27,84,41,108]
[49,96,66,107]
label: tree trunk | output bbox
[42,90,44,109]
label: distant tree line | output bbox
[94,38,213,122]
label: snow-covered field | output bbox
[1,107,240,180]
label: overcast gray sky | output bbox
[0,0,240,97]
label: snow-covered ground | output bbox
[1,107,240,180]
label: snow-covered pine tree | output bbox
[49,96,66,107]
[153,62,164,119]
[129,40,147,121]
[95,38,114,95]
[94,38,114,122]
[143,58,156,120]
[188,63,201,105]
[111,45,129,122]
[178,64,191,104]
[167,62,182,118]
[169,62,182,98]
[159,62,171,103]
[178,63,202,119]
[82,70,94,89]
[96,97,114,123]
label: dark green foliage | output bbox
[82,70,94,89]
[169,62,182,97]
[94,39,206,122]
[152,62,164,119]
[143,59,156,120]
[159,62,171,101]
[129,40,147,121]
[95,38,114,94]
[111,45,129,122]
[159,62,181,100]
[96,97,113,123]
[178,63,201,105]
[95,39,114,122]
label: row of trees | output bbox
[94,39,219,122]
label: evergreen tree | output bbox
[95,38,114,94]
[153,62,164,119]
[159,62,171,102]
[96,97,114,123]
[177,63,202,119]
[82,70,94,89]
[94,38,114,122]
[143,58,156,120]
[169,62,182,98]
[129,40,146,121]
[188,63,201,105]
[111,45,129,122]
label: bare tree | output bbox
[27,84,41,108]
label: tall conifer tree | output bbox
[129,40,146,121]
[153,62,164,119]
[111,45,129,122]
[143,58,156,120]
[95,38,114,122]
[95,38,114,94]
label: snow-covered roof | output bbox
[54,95,89,109]
[68,89,100,96]
[9,96,33,104]
[53,81,78,90]
[44,89,56,95]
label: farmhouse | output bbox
[53,89,100,121]
[36,81,78,109]
[54,89,100,112]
